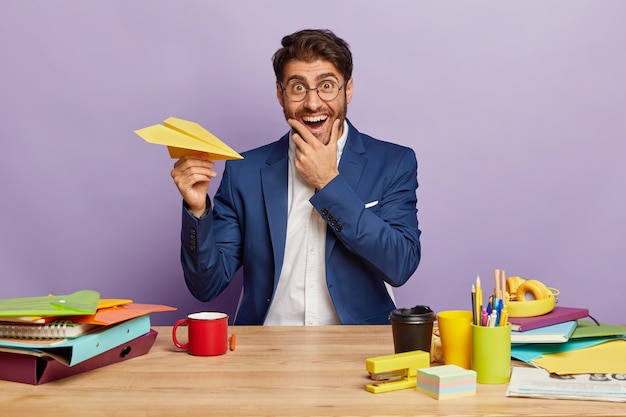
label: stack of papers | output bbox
[511,320,626,375]
[507,367,626,402]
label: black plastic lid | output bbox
[389,305,435,324]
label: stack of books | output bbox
[0,290,175,385]
[509,306,591,344]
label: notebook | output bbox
[0,320,98,339]
[508,306,590,332]
[511,320,577,344]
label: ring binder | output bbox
[0,330,158,385]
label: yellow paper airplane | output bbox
[134,117,243,160]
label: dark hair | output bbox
[272,29,353,83]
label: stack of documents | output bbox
[508,317,626,402]
[507,367,626,402]
[0,291,175,384]
[511,319,626,377]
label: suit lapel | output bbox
[261,135,289,287]
[338,123,366,190]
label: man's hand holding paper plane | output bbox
[134,117,243,160]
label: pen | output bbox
[494,269,501,304]
[494,298,502,327]
[475,275,483,326]
[499,304,508,327]
[471,284,477,325]
[498,269,509,326]
[481,307,488,326]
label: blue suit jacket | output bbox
[180,120,421,325]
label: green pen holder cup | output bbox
[471,323,511,384]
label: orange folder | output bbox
[70,303,176,326]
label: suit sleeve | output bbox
[309,147,421,287]
[179,162,243,302]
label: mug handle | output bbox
[172,318,189,349]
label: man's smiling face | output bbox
[276,59,353,145]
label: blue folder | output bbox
[0,314,151,366]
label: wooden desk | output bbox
[0,326,623,417]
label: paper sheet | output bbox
[511,337,619,364]
[531,339,626,374]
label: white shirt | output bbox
[264,122,348,325]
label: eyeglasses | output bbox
[279,79,347,102]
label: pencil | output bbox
[475,275,483,325]
[494,269,501,303]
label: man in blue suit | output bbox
[171,29,421,325]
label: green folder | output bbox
[0,290,100,317]
[571,320,626,339]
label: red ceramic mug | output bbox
[172,312,229,356]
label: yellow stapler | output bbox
[365,350,430,393]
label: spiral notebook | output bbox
[0,320,98,339]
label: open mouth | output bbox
[302,115,328,131]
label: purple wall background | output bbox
[1,1,624,325]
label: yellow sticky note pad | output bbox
[135,117,243,160]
